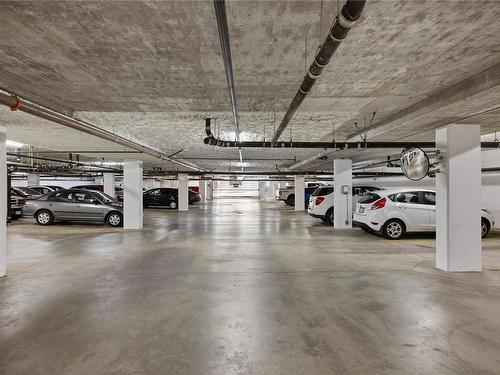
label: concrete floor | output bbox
[1,198,500,375]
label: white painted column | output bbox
[258,181,266,200]
[103,173,115,199]
[123,161,143,229]
[0,128,6,277]
[333,159,352,229]
[207,181,214,200]
[178,173,189,211]
[294,176,305,211]
[27,173,40,186]
[199,180,207,203]
[436,124,481,272]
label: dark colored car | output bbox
[72,184,123,202]
[22,189,123,226]
[143,188,201,209]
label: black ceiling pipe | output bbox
[206,119,500,149]
[270,0,366,142]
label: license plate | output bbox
[359,207,365,213]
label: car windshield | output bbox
[312,187,333,196]
[94,192,116,204]
[18,187,41,195]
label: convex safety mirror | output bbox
[400,147,430,181]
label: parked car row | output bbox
[143,188,201,208]
[13,184,201,226]
[276,182,324,206]
[299,184,494,240]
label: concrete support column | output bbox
[0,128,6,277]
[294,176,305,211]
[27,173,39,186]
[123,161,143,229]
[333,159,352,229]
[436,124,481,272]
[103,173,115,199]
[258,181,266,200]
[206,181,214,200]
[199,180,207,203]
[178,173,189,211]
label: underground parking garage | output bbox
[1,0,500,373]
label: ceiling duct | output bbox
[270,0,366,142]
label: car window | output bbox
[358,193,381,204]
[74,192,96,204]
[352,187,364,196]
[421,191,436,205]
[312,187,333,196]
[49,191,74,202]
[395,192,421,204]
[148,189,161,196]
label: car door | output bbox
[145,189,161,206]
[393,191,430,231]
[73,191,104,220]
[421,191,436,230]
[47,191,75,219]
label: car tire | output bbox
[287,195,295,206]
[107,212,123,227]
[325,208,334,225]
[481,218,490,239]
[36,210,53,225]
[169,201,178,209]
[382,219,405,240]
[361,226,375,234]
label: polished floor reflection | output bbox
[1,198,500,374]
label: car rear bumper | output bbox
[353,220,378,231]
[308,212,324,220]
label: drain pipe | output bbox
[214,0,243,165]
[0,91,204,171]
[271,0,366,142]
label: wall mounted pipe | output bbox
[270,0,366,142]
[0,91,204,171]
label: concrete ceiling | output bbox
[1,0,500,172]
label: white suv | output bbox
[353,188,494,240]
[308,184,383,225]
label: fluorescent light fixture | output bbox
[6,139,25,148]
[94,161,123,166]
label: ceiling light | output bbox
[6,139,25,148]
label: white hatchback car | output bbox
[308,184,383,225]
[353,188,494,240]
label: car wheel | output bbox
[481,218,490,239]
[325,208,334,225]
[36,210,53,225]
[107,212,122,227]
[383,219,405,240]
[287,195,295,206]
[169,201,178,209]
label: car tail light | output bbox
[315,196,325,205]
[371,197,386,210]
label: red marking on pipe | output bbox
[10,97,22,111]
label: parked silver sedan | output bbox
[22,189,123,226]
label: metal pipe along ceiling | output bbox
[271,0,367,142]
[205,117,442,149]
[0,91,204,172]
[213,0,243,164]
